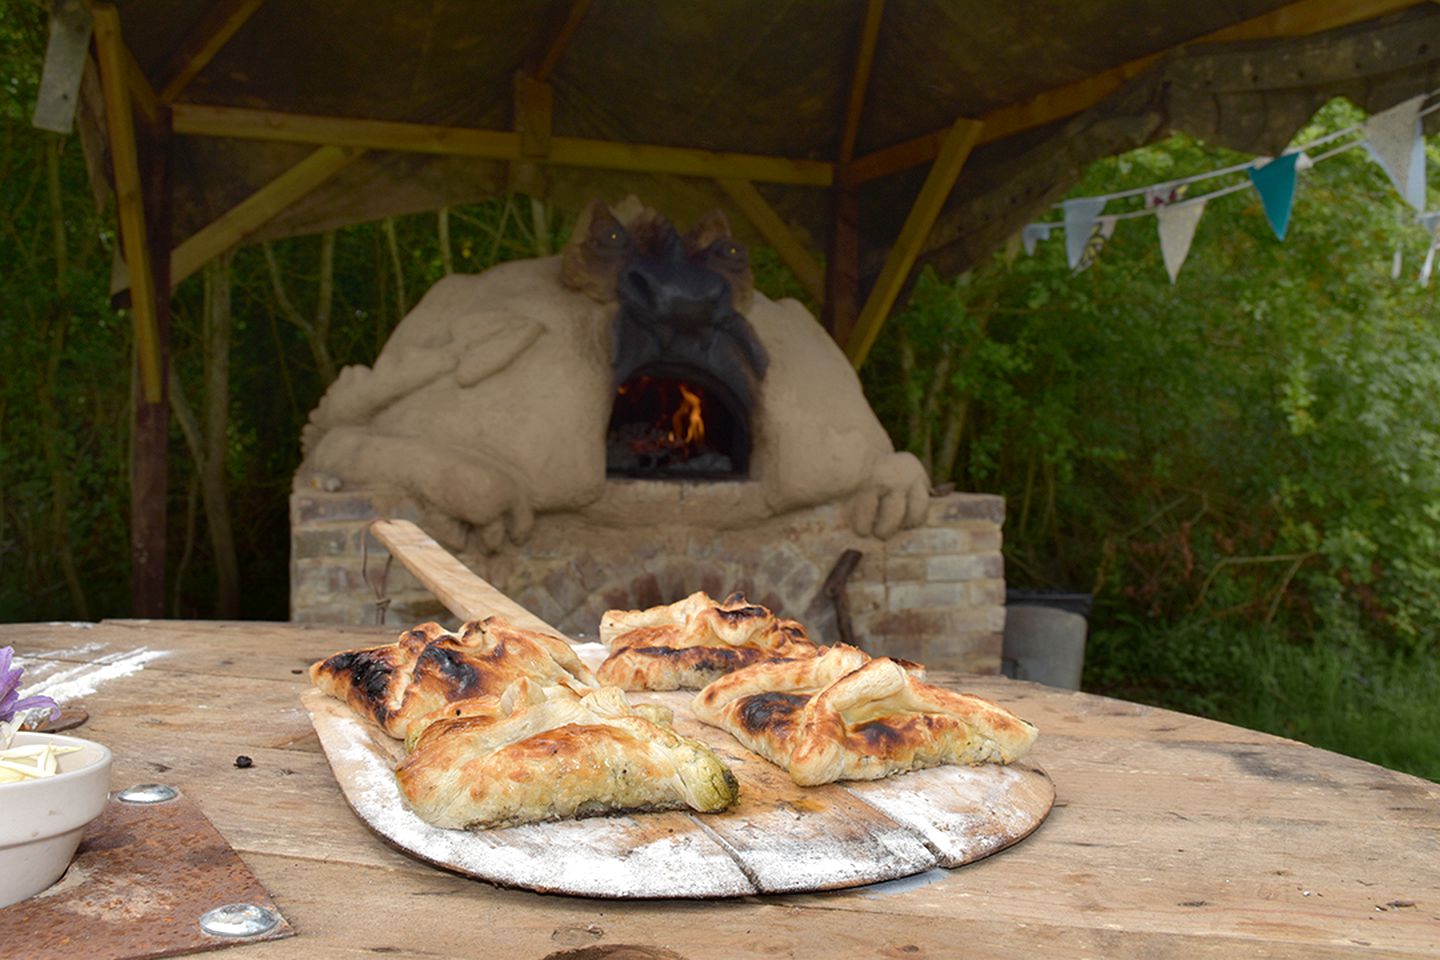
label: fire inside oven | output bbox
[606,369,751,479]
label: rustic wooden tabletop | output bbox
[3,619,1437,959]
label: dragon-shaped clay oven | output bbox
[301,197,929,553]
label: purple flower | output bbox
[0,646,58,724]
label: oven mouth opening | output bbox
[605,365,751,480]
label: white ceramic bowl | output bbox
[0,731,112,908]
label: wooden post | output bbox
[131,110,172,618]
[94,3,170,615]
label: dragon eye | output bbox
[591,221,630,253]
[709,238,746,265]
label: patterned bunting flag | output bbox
[1063,197,1108,269]
[1248,153,1301,240]
[1364,95,1427,210]
[1072,216,1117,273]
[1156,199,1206,283]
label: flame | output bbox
[672,384,705,449]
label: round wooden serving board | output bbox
[301,519,1055,898]
[301,681,1053,898]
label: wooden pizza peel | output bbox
[300,518,1054,897]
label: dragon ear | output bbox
[560,198,637,302]
[684,209,734,253]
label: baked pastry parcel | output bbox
[310,617,596,739]
[597,591,823,690]
[691,644,1038,785]
[396,678,740,828]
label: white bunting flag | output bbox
[1421,238,1438,288]
[1156,198,1206,284]
[1364,95,1427,210]
[1063,197,1108,269]
[1022,222,1054,256]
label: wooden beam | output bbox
[93,3,162,403]
[846,0,1430,184]
[822,186,860,342]
[170,146,359,289]
[844,117,982,369]
[717,178,825,305]
[171,103,835,186]
[535,0,591,83]
[839,0,885,165]
[123,41,161,134]
[157,0,265,102]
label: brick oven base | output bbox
[290,482,1006,672]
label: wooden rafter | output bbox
[844,118,982,369]
[171,103,835,186]
[717,179,825,305]
[535,0,592,83]
[157,0,266,102]
[171,146,359,290]
[846,0,1430,184]
[122,42,161,132]
[92,4,162,403]
[839,0,885,165]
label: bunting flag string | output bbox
[1021,90,1439,284]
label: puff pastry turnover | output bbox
[309,617,595,739]
[692,645,1038,785]
[597,591,822,690]
[396,678,740,828]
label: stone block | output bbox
[292,492,383,525]
[888,527,973,557]
[967,578,1006,607]
[293,527,352,560]
[929,493,1005,525]
[887,581,965,611]
[926,553,1004,582]
[881,557,928,582]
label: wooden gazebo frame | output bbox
[39,0,1440,613]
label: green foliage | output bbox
[864,99,1440,779]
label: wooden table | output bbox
[4,619,1437,959]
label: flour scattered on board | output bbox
[306,692,754,897]
[21,648,169,703]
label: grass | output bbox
[1083,618,1440,782]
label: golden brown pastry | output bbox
[395,679,740,828]
[597,591,822,690]
[310,617,596,739]
[692,644,1037,785]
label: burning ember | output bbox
[607,375,743,477]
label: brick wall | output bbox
[292,484,1005,672]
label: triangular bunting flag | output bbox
[1145,183,1186,208]
[1364,95,1427,210]
[1248,153,1300,240]
[1063,197,1107,269]
[1072,216,1117,273]
[1421,238,1438,288]
[1419,212,1440,237]
[1021,222,1053,256]
[1156,199,1206,284]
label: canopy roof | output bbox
[73,0,1440,368]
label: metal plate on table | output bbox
[0,790,293,960]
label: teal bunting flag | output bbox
[1248,154,1300,240]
